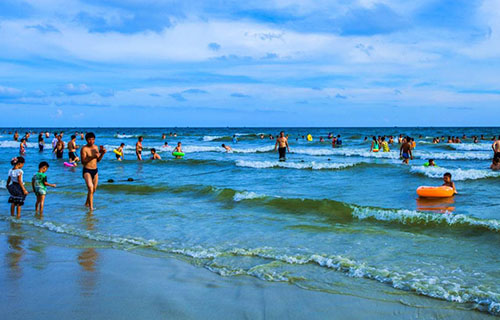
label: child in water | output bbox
[6,157,29,218]
[32,161,56,216]
[442,172,457,194]
[424,159,436,167]
[173,142,183,159]
[115,143,125,161]
[221,144,232,152]
[150,148,161,160]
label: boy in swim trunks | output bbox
[32,161,56,216]
[442,172,457,194]
[68,135,80,165]
[400,137,413,164]
[81,132,106,211]
[136,136,143,160]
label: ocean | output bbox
[1,127,499,316]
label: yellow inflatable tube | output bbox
[113,149,123,157]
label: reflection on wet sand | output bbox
[77,213,99,296]
[416,197,455,213]
[6,223,25,278]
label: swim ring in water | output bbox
[113,149,123,156]
[172,152,185,158]
[416,186,454,198]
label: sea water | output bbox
[0,127,499,315]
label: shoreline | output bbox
[0,232,493,320]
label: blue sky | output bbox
[0,0,500,127]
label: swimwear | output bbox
[82,167,98,180]
[33,172,48,196]
[56,149,63,159]
[39,143,44,151]
[402,152,409,159]
[494,152,500,161]
[115,153,121,159]
[278,147,286,160]
[69,151,77,160]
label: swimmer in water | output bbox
[442,172,457,194]
[150,148,161,160]
[491,157,500,171]
[136,136,143,160]
[173,142,183,159]
[115,143,125,161]
[221,144,232,152]
[424,159,436,167]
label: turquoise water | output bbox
[1,127,499,316]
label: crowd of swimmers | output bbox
[3,130,500,218]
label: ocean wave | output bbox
[235,160,361,170]
[3,216,499,316]
[410,166,500,181]
[0,141,51,149]
[449,143,492,151]
[202,135,226,141]
[290,147,492,161]
[96,182,500,233]
[417,151,491,160]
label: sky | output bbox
[0,0,500,127]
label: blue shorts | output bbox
[402,152,409,159]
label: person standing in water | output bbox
[68,135,80,165]
[274,131,290,161]
[492,136,500,161]
[400,137,413,164]
[81,132,106,211]
[136,136,143,160]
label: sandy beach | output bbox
[0,224,494,320]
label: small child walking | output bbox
[6,156,29,218]
[32,161,56,216]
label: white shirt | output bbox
[8,168,23,184]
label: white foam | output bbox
[417,151,491,160]
[410,166,500,181]
[233,191,266,201]
[202,135,224,141]
[235,160,360,170]
[449,143,492,151]
[350,206,500,232]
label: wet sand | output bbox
[0,234,493,320]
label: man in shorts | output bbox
[400,137,413,164]
[274,131,290,161]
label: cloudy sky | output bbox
[0,0,499,127]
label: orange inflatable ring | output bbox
[416,186,454,198]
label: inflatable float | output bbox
[416,186,454,198]
[64,162,76,167]
[113,149,123,156]
[307,134,313,141]
[172,152,185,158]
